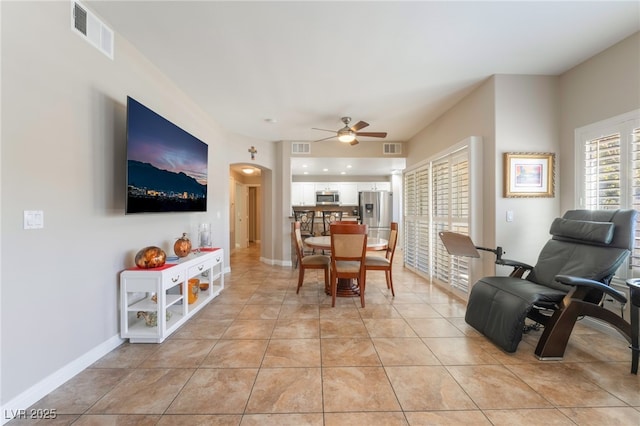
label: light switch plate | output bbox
[506,210,514,222]
[24,210,44,229]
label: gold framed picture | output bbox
[503,152,555,198]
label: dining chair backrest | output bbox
[386,228,398,261]
[386,222,399,260]
[330,223,368,259]
[330,223,368,235]
[294,210,315,237]
[293,221,305,260]
[329,223,368,307]
[322,211,344,235]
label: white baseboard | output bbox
[259,256,292,267]
[1,334,124,425]
[581,316,629,342]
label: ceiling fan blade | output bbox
[350,121,369,131]
[311,127,337,133]
[313,135,337,142]
[355,132,387,138]
[350,139,359,146]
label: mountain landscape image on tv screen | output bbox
[126,97,208,213]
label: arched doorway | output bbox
[229,164,263,253]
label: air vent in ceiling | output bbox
[292,142,311,154]
[383,143,402,155]
[71,1,114,59]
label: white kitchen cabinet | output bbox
[339,183,358,205]
[315,183,340,192]
[291,182,303,206]
[291,182,316,206]
[356,182,391,192]
[120,248,224,343]
[302,183,316,205]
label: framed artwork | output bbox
[503,152,555,198]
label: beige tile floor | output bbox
[13,243,640,425]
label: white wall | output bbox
[406,78,497,277]
[493,75,560,268]
[0,2,275,406]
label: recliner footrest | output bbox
[465,277,566,352]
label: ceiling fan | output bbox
[312,117,387,146]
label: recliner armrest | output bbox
[555,274,627,304]
[496,258,533,277]
[496,258,533,270]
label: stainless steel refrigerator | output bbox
[358,191,393,241]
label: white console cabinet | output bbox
[120,248,224,343]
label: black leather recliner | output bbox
[463,209,638,372]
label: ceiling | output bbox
[90,1,639,175]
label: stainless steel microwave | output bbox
[316,191,340,205]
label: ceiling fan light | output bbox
[338,130,356,143]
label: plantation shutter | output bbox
[432,158,450,283]
[449,152,471,292]
[403,171,418,269]
[403,142,475,294]
[584,133,621,210]
[631,127,640,270]
[416,167,431,274]
[579,113,640,277]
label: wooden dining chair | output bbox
[293,222,330,294]
[329,223,368,308]
[365,222,398,297]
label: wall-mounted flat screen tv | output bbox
[126,96,208,214]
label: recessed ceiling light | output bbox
[242,168,255,174]
[302,164,308,168]
[323,168,329,172]
[346,165,352,168]
[340,171,346,175]
[303,171,308,175]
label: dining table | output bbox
[303,235,388,297]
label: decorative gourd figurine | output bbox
[134,246,166,269]
[173,233,192,257]
[137,310,172,327]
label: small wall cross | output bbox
[248,146,258,160]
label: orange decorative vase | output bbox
[174,233,192,258]
[183,278,199,304]
[134,246,166,269]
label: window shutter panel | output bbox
[578,112,640,278]
[584,133,621,210]
[631,127,640,270]
[403,171,417,269]
[403,140,477,296]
